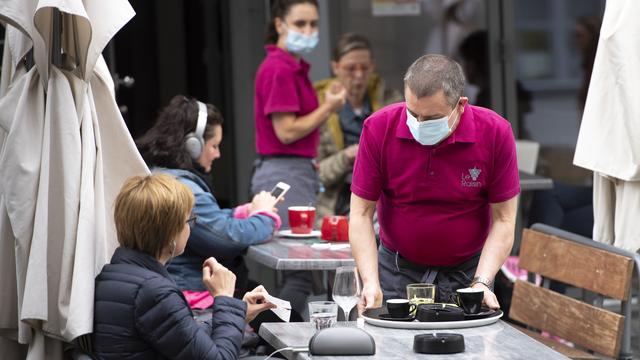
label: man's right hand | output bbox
[202,257,236,298]
[357,281,383,314]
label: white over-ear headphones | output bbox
[184,100,208,161]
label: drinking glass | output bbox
[332,266,362,321]
[308,301,338,330]
[406,283,436,306]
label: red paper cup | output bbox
[288,206,316,234]
[321,215,349,241]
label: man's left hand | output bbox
[471,282,500,310]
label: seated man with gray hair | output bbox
[349,54,520,311]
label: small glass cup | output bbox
[308,301,338,330]
[406,283,436,306]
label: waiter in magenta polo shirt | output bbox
[350,54,520,312]
[251,0,346,316]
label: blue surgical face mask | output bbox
[284,26,319,54]
[406,105,459,146]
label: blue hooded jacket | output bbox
[159,168,275,291]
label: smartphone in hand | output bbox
[270,182,290,203]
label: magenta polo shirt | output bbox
[254,45,320,158]
[351,102,520,266]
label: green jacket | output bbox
[313,74,389,227]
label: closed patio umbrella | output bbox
[0,0,149,358]
[573,0,640,253]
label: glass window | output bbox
[515,0,551,21]
[516,30,553,80]
[511,0,604,186]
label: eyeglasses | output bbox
[186,215,197,227]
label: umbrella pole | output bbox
[24,49,35,71]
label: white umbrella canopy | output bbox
[0,0,149,357]
[0,0,129,83]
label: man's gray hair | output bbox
[403,54,465,106]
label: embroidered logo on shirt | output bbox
[469,167,481,181]
[461,167,482,188]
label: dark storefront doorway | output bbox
[109,0,237,207]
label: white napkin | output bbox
[330,244,351,250]
[265,294,291,322]
[311,243,351,251]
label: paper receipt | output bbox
[264,293,292,322]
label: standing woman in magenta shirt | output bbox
[252,0,346,316]
[252,0,346,229]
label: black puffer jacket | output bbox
[93,247,247,359]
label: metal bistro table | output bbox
[259,321,569,360]
[246,237,354,271]
[245,237,355,306]
[519,171,553,191]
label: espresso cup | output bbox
[321,215,349,241]
[455,288,484,314]
[386,299,417,318]
[288,206,316,234]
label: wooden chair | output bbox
[509,224,640,359]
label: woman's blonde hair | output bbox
[114,173,194,258]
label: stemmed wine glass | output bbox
[332,266,362,321]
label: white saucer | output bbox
[277,229,322,238]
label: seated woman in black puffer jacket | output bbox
[93,174,276,359]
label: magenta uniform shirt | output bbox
[351,103,520,266]
[254,45,320,158]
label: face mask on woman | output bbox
[406,104,459,146]
[284,26,319,54]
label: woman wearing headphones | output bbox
[137,95,280,297]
